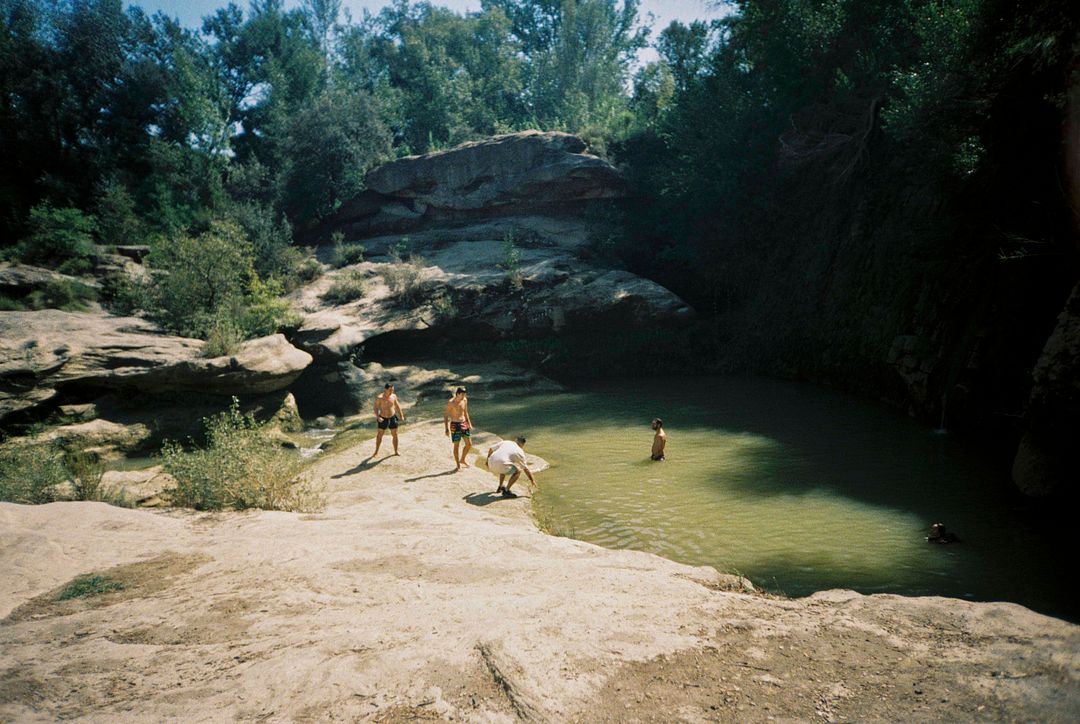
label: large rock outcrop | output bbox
[331,131,623,239]
[294,131,692,371]
[0,310,312,425]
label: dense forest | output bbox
[2,0,1078,459]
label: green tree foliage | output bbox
[148,221,255,337]
[15,204,97,271]
[485,0,647,134]
[281,89,392,226]
[341,1,526,152]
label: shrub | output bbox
[0,441,68,504]
[64,449,106,501]
[161,398,323,512]
[296,256,324,283]
[100,274,149,316]
[148,221,254,337]
[380,256,428,306]
[15,204,98,268]
[200,313,245,358]
[25,279,97,311]
[329,237,366,268]
[0,295,27,311]
[237,278,301,337]
[94,180,143,248]
[226,201,301,283]
[322,269,368,304]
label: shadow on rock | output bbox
[463,491,529,507]
[404,469,459,482]
[332,456,387,478]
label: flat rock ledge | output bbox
[2,422,1077,722]
[0,310,312,423]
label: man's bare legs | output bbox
[391,427,399,455]
[498,470,522,494]
[374,428,385,456]
[460,438,472,467]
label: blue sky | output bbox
[133,1,726,63]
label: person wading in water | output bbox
[373,382,406,456]
[443,386,474,471]
[651,418,667,461]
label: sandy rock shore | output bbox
[2,422,1078,722]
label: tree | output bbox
[281,89,392,227]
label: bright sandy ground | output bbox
[2,421,1079,722]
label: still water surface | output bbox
[433,377,1074,620]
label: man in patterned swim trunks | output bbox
[443,387,473,471]
[373,382,406,456]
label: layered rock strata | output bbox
[0,310,312,425]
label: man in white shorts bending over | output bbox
[486,436,535,497]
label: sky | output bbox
[133,1,727,63]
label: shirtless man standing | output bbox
[373,382,406,456]
[651,418,667,461]
[443,387,473,470]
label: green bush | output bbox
[200,313,245,358]
[14,204,98,269]
[237,278,300,337]
[296,257,324,283]
[380,256,428,306]
[500,232,524,291]
[322,269,368,304]
[0,442,134,506]
[26,279,97,311]
[0,441,69,504]
[161,399,323,512]
[148,221,254,337]
[100,274,149,316]
[0,295,27,311]
[329,233,366,268]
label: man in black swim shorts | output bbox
[374,382,406,456]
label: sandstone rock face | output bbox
[336,131,623,238]
[0,310,312,424]
[298,132,693,365]
[0,262,101,296]
[1012,281,1080,497]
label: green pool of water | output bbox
[422,377,1076,620]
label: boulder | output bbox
[0,310,312,424]
[291,238,691,363]
[329,131,624,239]
[0,262,101,296]
[365,131,622,210]
[36,418,153,459]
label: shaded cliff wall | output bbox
[677,71,1080,498]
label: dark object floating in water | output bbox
[927,522,960,544]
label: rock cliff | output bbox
[0,310,312,426]
[289,131,692,415]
